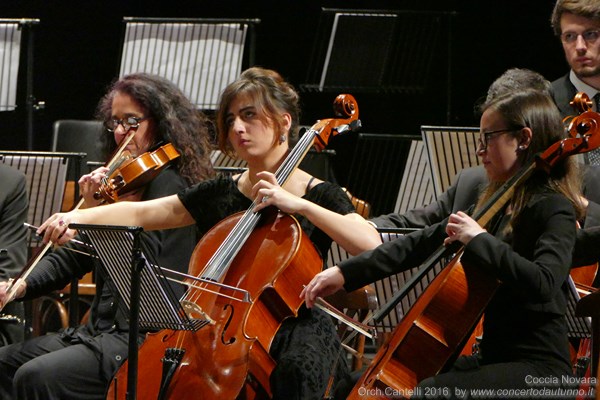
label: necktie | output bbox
[586,93,600,165]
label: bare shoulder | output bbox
[287,169,324,196]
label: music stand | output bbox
[346,133,420,216]
[302,9,454,100]
[0,19,41,149]
[70,224,205,400]
[420,125,480,198]
[117,17,260,111]
[0,151,85,249]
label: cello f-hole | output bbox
[221,304,236,345]
[160,332,176,342]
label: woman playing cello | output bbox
[0,73,214,399]
[35,67,381,399]
[303,89,585,398]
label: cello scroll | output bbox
[311,94,361,151]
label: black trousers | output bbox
[0,328,128,400]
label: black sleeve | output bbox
[462,194,575,303]
[369,167,485,229]
[22,243,93,300]
[573,225,600,267]
[0,166,28,280]
[340,219,448,292]
[370,183,458,229]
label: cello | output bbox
[347,94,600,399]
[106,94,361,399]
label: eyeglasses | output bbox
[477,128,523,152]
[105,116,148,132]
[561,30,600,44]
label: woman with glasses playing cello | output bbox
[303,89,586,399]
[0,73,213,399]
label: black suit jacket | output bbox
[371,166,487,229]
[0,164,27,280]
[551,73,578,119]
[0,164,28,344]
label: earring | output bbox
[518,145,526,150]
[279,134,287,144]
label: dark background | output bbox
[0,1,566,174]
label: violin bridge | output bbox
[181,300,216,325]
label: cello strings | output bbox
[178,126,320,345]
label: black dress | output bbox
[178,174,354,400]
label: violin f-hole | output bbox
[221,304,236,345]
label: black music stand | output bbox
[70,224,205,400]
[576,289,600,379]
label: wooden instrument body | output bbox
[348,254,499,399]
[98,143,181,203]
[106,209,322,399]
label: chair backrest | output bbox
[0,151,83,248]
[421,125,479,197]
[52,120,104,177]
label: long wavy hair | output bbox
[475,89,584,230]
[96,73,214,184]
[215,67,301,158]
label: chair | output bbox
[31,272,95,336]
[51,119,103,331]
[52,119,104,210]
[52,120,104,165]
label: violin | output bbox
[347,93,600,399]
[105,94,361,399]
[95,143,180,203]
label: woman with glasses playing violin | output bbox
[303,90,585,398]
[0,73,214,400]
